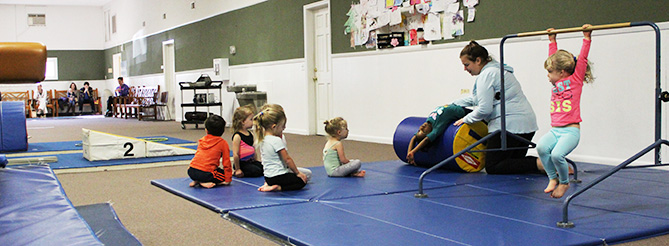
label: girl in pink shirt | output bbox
[537,24,594,199]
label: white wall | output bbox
[119,23,669,166]
[332,23,669,166]
[0,5,103,50]
[102,0,266,49]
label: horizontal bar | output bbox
[516,22,631,37]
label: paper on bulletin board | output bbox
[390,8,402,25]
[377,10,391,27]
[452,10,465,36]
[423,12,442,41]
[442,12,454,40]
[467,7,475,22]
[430,0,447,12]
[464,0,478,8]
[406,13,424,30]
[446,2,460,13]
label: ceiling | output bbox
[0,0,112,6]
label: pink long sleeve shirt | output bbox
[548,38,591,127]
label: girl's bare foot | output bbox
[189,181,199,187]
[551,184,570,198]
[200,182,216,188]
[258,184,280,192]
[352,170,366,177]
[544,179,558,193]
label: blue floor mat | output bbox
[157,160,669,245]
[75,203,142,246]
[151,166,453,213]
[26,136,195,152]
[151,177,308,213]
[0,165,103,245]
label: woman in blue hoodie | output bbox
[453,41,542,175]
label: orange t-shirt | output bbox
[189,134,232,182]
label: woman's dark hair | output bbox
[460,41,492,62]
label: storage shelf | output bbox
[181,103,222,107]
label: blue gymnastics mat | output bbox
[156,160,669,245]
[0,165,103,245]
[25,136,195,153]
[76,203,142,246]
[151,166,454,213]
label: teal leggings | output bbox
[537,127,580,184]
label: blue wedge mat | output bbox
[19,152,194,169]
[151,166,454,213]
[25,136,195,152]
[75,203,142,246]
[0,165,103,245]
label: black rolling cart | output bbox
[179,80,223,129]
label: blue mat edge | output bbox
[75,202,142,246]
[225,209,310,246]
[48,164,105,245]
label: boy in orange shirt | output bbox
[188,115,233,188]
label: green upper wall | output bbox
[47,50,105,80]
[57,0,669,80]
[104,0,317,78]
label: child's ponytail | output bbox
[253,107,287,143]
[253,110,267,143]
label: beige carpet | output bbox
[23,116,668,245]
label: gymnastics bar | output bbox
[500,21,664,228]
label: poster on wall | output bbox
[345,0,480,49]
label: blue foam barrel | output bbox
[393,117,488,172]
[0,101,28,152]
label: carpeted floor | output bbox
[24,116,669,245]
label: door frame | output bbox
[162,39,176,121]
[303,0,331,135]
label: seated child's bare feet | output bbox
[551,183,570,198]
[200,182,216,188]
[352,170,366,177]
[189,181,200,187]
[544,179,558,193]
[234,169,244,178]
[258,184,281,192]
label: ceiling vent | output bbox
[28,14,46,26]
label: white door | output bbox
[314,7,331,135]
[112,53,122,79]
[162,40,176,121]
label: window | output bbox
[112,14,117,34]
[45,57,58,80]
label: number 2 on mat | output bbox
[124,142,135,157]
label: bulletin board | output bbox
[335,0,669,53]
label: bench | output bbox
[53,88,102,116]
[0,90,33,118]
[113,85,160,119]
[30,89,56,117]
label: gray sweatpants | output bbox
[329,159,362,177]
